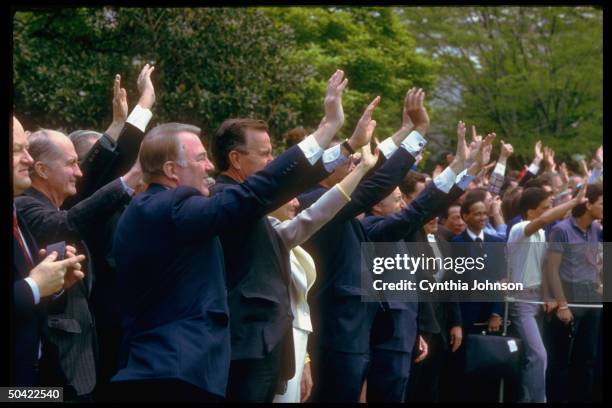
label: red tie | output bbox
[13,212,34,270]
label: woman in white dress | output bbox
[271,125,378,403]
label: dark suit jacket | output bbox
[409,230,462,346]
[112,144,323,397]
[360,182,465,353]
[14,180,132,395]
[300,147,416,355]
[63,124,144,385]
[210,158,328,382]
[450,230,505,332]
[12,212,44,386]
[62,123,144,210]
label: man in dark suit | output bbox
[111,116,346,402]
[361,125,494,402]
[451,194,506,331]
[14,129,141,400]
[11,116,86,387]
[209,70,378,402]
[448,192,507,402]
[297,88,436,402]
[63,67,155,398]
[405,219,463,402]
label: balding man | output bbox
[111,106,349,401]
[11,116,85,387]
[14,128,141,400]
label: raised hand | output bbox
[594,145,603,168]
[558,162,569,184]
[447,120,469,174]
[468,132,496,176]
[543,146,556,172]
[113,74,128,123]
[404,88,430,135]
[348,96,381,150]
[533,140,543,165]
[321,69,349,133]
[401,89,415,131]
[499,140,514,160]
[467,125,484,164]
[137,64,156,110]
[579,159,591,178]
[358,120,380,170]
[455,121,468,163]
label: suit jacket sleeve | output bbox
[272,185,349,249]
[172,145,329,241]
[15,178,131,245]
[363,182,458,242]
[63,123,145,209]
[334,147,416,222]
[14,279,35,316]
[518,169,537,187]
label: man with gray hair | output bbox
[14,126,142,400]
[12,116,86,388]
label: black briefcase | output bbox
[463,332,522,376]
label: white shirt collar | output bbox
[466,227,485,241]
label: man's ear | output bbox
[33,161,48,179]
[228,150,242,171]
[162,161,179,182]
[371,203,382,216]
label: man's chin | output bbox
[201,186,210,197]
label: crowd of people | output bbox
[11,65,603,403]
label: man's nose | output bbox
[22,150,34,166]
[205,159,215,172]
[74,163,83,178]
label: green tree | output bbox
[13,8,309,145]
[398,6,603,165]
[264,7,438,142]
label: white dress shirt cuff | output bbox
[126,104,153,133]
[322,144,349,173]
[298,134,324,165]
[433,167,457,193]
[24,277,41,305]
[528,163,540,175]
[378,137,399,159]
[400,131,427,156]
[493,162,506,177]
[454,169,475,191]
[120,176,136,196]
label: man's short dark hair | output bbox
[460,195,485,217]
[282,127,310,150]
[524,178,544,189]
[572,184,603,218]
[519,187,552,219]
[464,187,488,203]
[399,171,427,197]
[441,202,461,221]
[502,185,523,223]
[210,118,269,171]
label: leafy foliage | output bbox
[14,8,309,145]
[399,6,602,165]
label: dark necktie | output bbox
[13,212,34,270]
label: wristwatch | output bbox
[341,140,355,155]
